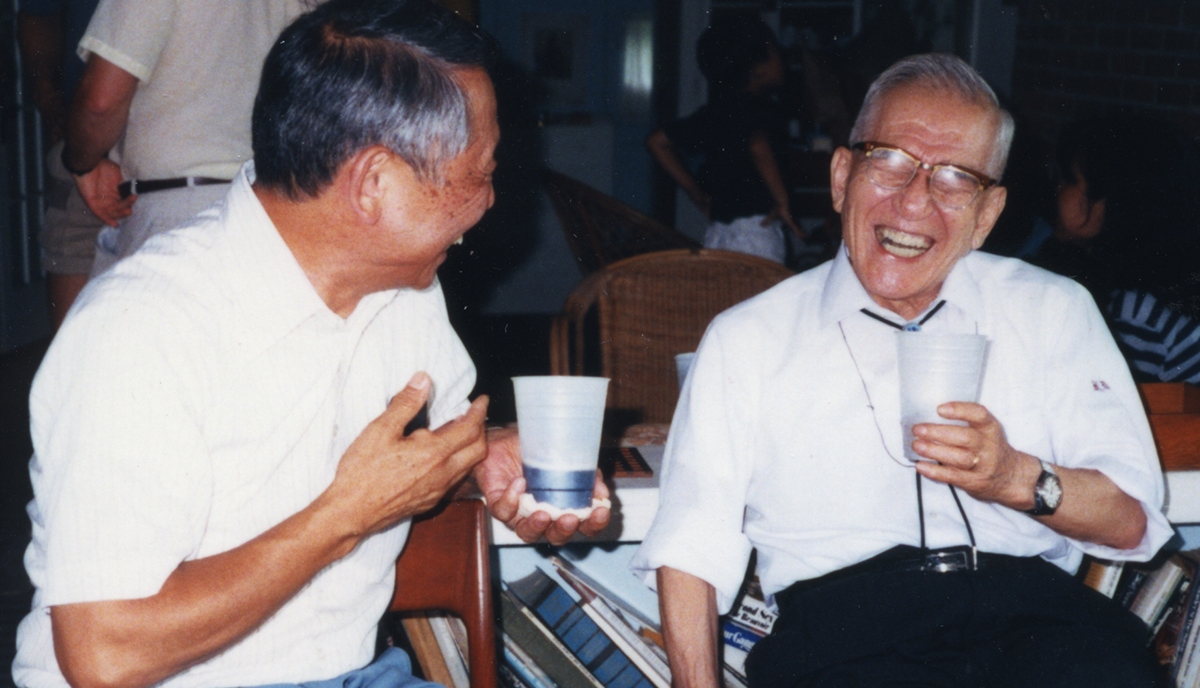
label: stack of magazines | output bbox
[498,555,775,688]
[1082,550,1200,686]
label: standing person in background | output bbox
[16,0,102,329]
[61,0,318,276]
[1033,116,1200,384]
[646,16,801,265]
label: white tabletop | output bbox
[1165,470,1200,524]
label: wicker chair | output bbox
[390,497,496,688]
[551,249,794,425]
[542,169,700,275]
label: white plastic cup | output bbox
[896,333,988,463]
[513,376,610,508]
[675,352,696,391]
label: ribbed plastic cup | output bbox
[896,333,988,463]
[675,352,696,391]
[513,376,610,508]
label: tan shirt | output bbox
[78,0,315,180]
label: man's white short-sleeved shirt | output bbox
[77,0,313,180]
[14,165,476,687]
[631,246,1172,614]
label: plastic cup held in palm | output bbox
[513,375,610,508]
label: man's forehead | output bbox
[865,85,997,151]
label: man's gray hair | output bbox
[849,53,1015,180]
[252,0,490,199]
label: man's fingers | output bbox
[433,396,489,451]
[487,476,524,522]
[913,422,975,448]
[578,506,611,538]
[937,401,992,426]
[915,460,967,486]
[515,511,552,543]
[379,372,433,433]
[543,515,581,546]
[591,470,610,500]
[912,439,974,467]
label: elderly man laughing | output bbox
[632,54,1171,688]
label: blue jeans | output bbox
[254,648,443,688]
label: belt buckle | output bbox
[921,546,977,573]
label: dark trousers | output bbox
[745,547,1169,688]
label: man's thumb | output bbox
[384,372,432,430]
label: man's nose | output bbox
[895,168,936,219]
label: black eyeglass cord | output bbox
[853,299,977,564]
[916,472,977,561]
[860,299,946,332]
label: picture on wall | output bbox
[521,13,589,108]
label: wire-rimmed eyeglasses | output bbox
[851,141,998,210]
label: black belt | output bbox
[118,177,230,199]
[776,545,1031,610]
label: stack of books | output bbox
[498,555,775,688]
[398,612,471,688]
[1081,550,1200,686]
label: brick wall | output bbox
[1011,0,1200,141]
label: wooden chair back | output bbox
[551,249,793,424]
[1140,382,1200,471]
[391,498,496,688]
[542,169,700,275]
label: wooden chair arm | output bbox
[391,498,496,688]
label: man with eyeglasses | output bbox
[632,54,1171,687]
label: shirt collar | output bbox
[218,163,398,350]
[818,243,985,329]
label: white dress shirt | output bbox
[631,246,1172,614]
[15,164,476,687]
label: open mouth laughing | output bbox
[876,227,932,258]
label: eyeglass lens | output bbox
[865,147,982,209]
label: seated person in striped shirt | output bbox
[1034,115,1200,384]
[15,3,606,687]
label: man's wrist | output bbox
[1024,458,1063,517]
[1007,452,1044,511]
[61,146,98,176]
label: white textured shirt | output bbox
[15,165,475,687]
[631,246,1172,614]
[78,0,313,180]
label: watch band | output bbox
[1025,460,1062,516]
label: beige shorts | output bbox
[40,141,105,275]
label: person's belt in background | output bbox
[118,177,230,199]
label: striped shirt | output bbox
[1106,289,1200,384]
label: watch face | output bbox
[1040,473,1064,510]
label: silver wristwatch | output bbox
[1025,460,1062,516]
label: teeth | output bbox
[453,236,464,245]
[876,227,932,258]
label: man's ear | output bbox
[343,146,398,225]
[970,184,1007,250]
[830,147,853,214]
